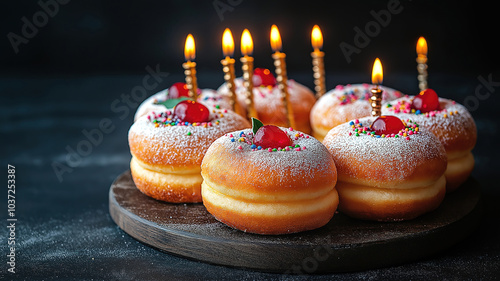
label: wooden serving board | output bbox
[109,171,482,273]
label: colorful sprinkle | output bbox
[347,118,421,140]
[227,129,312,153]
[147,110,225,129]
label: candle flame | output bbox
[184,34,196,61]
[241,29,253,56]
[416,36,428,57]
[270,25,282,52]
[371,58,383,85]
[311,25,323,51]
[222,28,234,58]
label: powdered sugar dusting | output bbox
[382,96,477,150]
[218,78,316,130]
[129,109,250,166]
[323,116,447,183]
[311,84,404,132]
[205,128,335,184]
[134,88,232,121]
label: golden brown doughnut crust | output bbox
[382,97,476,156]
[130,157,202,202]
[128,108,250,203]
[322,116,447,221]
[201,128,338,234]
[310,84,404,141]
[337,176,446,221]
[202,181,338,235]
[382,97,477,191]
[218,78,316,133]
[445,152,475,192]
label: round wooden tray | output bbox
[109,170,482,273]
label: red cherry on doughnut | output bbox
[168,82,201,99]
[253,125,292,149]
[371,115,406,135]
[411,89,440,113]
[173,100,210,123]
[253,68,276,87]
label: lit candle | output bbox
[270,24,295,129]
[311,25,326,98]
[240,29,257,120]
[416,36,428,91]
[370,58,384,117]
[183,34,198,98]
[220,28,242,115]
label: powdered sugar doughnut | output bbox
[310,84,403,141]
[201,128,338,234]
[134,88,233,122]
[129,107,250,203]
[382,96,477,192]
[322,116,447,221]
[218,78,316,133]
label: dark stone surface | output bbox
[1,72,499,280]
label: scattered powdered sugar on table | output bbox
[19,210,150,263]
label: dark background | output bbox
[1,0,499,280]
[2,0,499,78]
